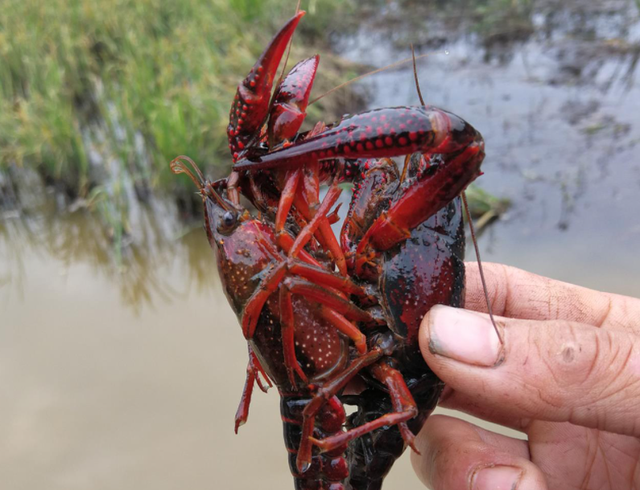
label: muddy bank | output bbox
[338,0,640,296]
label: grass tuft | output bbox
[0,0,353,200]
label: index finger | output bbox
[464,262,639,331]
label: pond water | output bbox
[1,2,639,489]
[340,0,640,297]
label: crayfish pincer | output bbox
[172,10,485,490]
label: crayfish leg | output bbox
[231,106,468,172]
[310,360,420,455]
[288,260,364,297]
[296,348,385,473]
[273,168,346,276]
[279,281,309,386]
[289,182,342,260]
[241,261,288,339]
[244,257,371,386]
[275,169,303,251]
[275,149,348,276]
[281,276,369,366]
[234,345,272,433]
[282,277,370,324]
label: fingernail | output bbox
[472,465,522,490]
[428,305,503,367]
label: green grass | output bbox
[0,0,354,202]
[464,184,511,235]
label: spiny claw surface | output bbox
[268,55,319,146]
[227,11,305,160]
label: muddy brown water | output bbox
[1,2,640,489]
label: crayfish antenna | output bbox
[461,192,504,345]
[308,50,443,106]
[411,44,426,107]
[410,50,504,346]
[171,155,233,212]
[170,155,205,191]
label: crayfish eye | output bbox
[218,210,237,233]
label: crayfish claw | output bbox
[227,11,306,159]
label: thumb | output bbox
[420,305,640,437]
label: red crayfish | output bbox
[172,10,485,490]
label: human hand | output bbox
[413,262,640,490]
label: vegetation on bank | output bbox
[0,0,513,256]
[0,0,356,205]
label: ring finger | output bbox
[411,414,548,490]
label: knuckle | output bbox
[538,323,599,389]
[531,322,639,410]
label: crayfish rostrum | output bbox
[172,10,484,490]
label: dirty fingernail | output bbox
[428,305,502,367]
[473,465,522,490]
